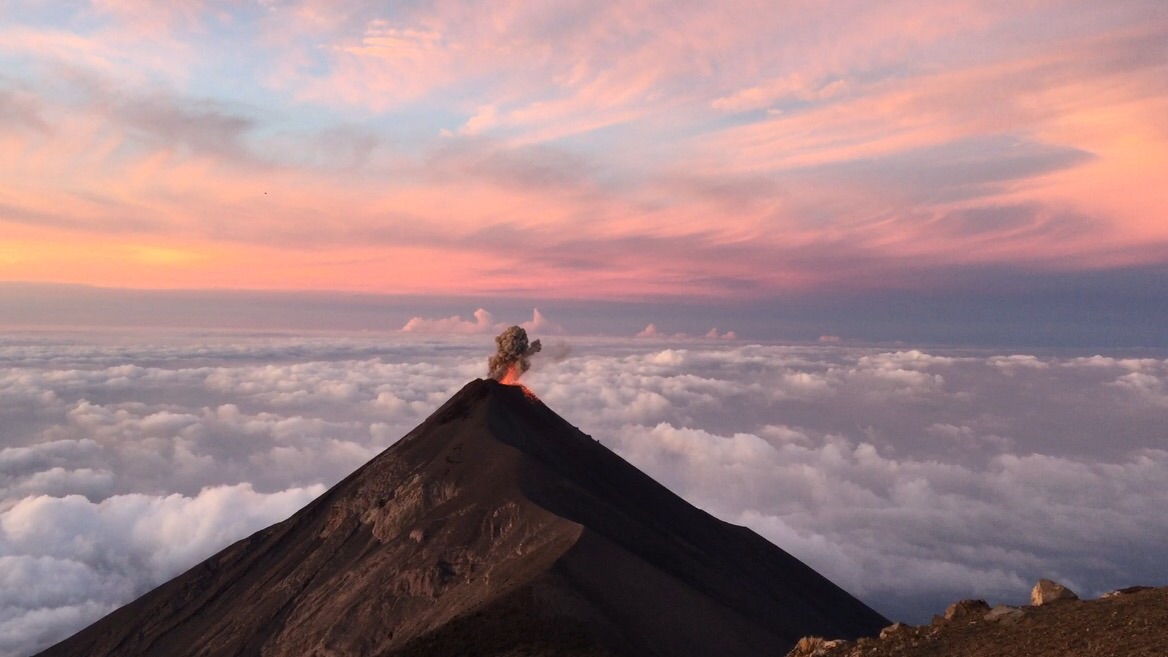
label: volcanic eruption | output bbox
[488,325,542,385]
[34,373,887,657]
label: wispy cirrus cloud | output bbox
[0,0,1165,303]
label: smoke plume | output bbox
[488,326,542,382]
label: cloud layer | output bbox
[2,330,1167,654]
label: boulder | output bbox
[879,622,908,639]
[984,604,1026,625]
[944,599,991,620]
[786,636,845,657]
[1031,579,1078,606]
[1101,586,1151,598]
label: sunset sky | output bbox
[4,5,1168,652]
[2,1,1166,343]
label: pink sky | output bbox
[1,0,1165,300]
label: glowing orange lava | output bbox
[498,363,539,400]
[499,363,523,386]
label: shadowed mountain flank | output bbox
[35,379,888,657]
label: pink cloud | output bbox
[711,74,850,113]
[90,0,208,33]
[398,308,561,336]
[401,308,497,334]
[705,328,738,340]
[636,324,695,339]
[635,323,660,338]
[521,308,564,334]
[2,1,1166,297]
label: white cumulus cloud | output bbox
[1,332,1167,655]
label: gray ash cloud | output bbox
[488,326,541,381]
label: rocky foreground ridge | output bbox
[789,581,1168,657]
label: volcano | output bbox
[35,379,888,657]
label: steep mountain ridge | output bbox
[36,379,887,657]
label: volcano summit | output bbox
[35,379,887,657]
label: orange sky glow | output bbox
[1,1,1165,301]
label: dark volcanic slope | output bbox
[36,379,888,657]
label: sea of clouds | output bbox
[2,328,1166,656]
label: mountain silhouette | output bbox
[35,378,888,657]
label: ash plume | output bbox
[488,326,542,381]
